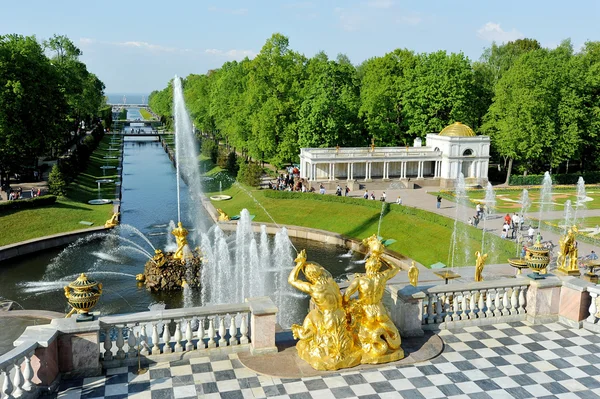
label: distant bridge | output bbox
[118,131,173,137]
[110,104,149,109]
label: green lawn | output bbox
[0,134,121,246]
[204,172,516,267]
[436,187,600,213]
[139,108,155,120]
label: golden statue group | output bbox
[288,234,404,371]
[557,225,580,275]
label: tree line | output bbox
[149,33,600,180]
[0,34,108,186]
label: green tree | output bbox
[48,164,67,196]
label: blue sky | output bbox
[2,1,598,94]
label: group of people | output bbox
[6,187,41,200]
[269,172,304,192]
[362,190,388,201]
[501,212,526,239]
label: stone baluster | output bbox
[197,318,206,350]
[2,366,13,399]
[518,286,527,314]
[140,324,149,356]
[185,319,194,352]
[151,323,160,355]
[173,320,183,352]
[510,288,519,315]
[229,315,238,346]
[116,326,126,360]
[435,294,444,323]
[486,290,494,318]
[103,328,113,361]
[587,291,598,323]
[127,326,137,358]
[469,291,477,319]
[502,289,511,316]
[22,351,34,392]
[461,292,469,320]
[240,314,249,344]
[426,294,435,324]
[207,317,216,348]
[444,294,453,322]
[494,289,503,317]
[478,290,485,318]
[218,316,228,347]
[12,360,24,398]
[452,292,460,321]
[162,320,172,354]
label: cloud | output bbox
[205,48,257,59]
[79,37,95,45]
[335,7,363,32]
[477,22,524,43]
[115,41,193,53]
[207,6,248,15]
[366,0,394,8]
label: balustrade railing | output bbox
[0,341,39,399]
[584,285,600,331]
[98,303,251,364]
[421,278,530,328]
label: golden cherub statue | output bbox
[408,261,419,287]
[153,249,166,267]
[216,208,230,221]
[474,251,488,282]
[288,249,361,370]
[171,222,189,261]
[344,235,403,364]
[558,225,580,274]
[104,212,120,228]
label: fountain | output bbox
[538,171,553,230]
[447,173,470,269]
[573,176,588,227]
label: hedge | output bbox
[509,172,600,186]
[263,190,391,212]
[0,195,57,213]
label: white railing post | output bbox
[587,292,598,323]
[207,317,216,348]
[495,289,503,316]
[173,321,183,353]
[452,292,460,321]
[2,366,13,399]
[103,329,113,361]
[518,286,527,314]
[197,318,206,350]
[510,288,519,315]
[240,314,249,345]
[229,315,238,346]
[468,291,476,320]
[12,360,24,398]
[151,323,160,355]
[140,324,149,356]
[427,294,435,324]
[21,352,33,392]
[115,326,125,360]
[127,326,137,358]
[477,290,485,318]
[218,316,227,347]
[185,319,194,352]
[461,291,469,320]
[502,289,510,316]
[486,289,494,317]
[162,321,172,354]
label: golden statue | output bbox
[171,222,189,261]
[104,212,119,228]
[288,250,362,371]
[474,251,488,282]
[557,226,580,275]
[64,273,102,321]
[344,235,403,364]
[216,208,230,221]
[135,273,145,282]
[152,249,166,267]
[408,261,419,287]
[370,137,375,152]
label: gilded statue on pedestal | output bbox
[171,222,189,261]
[408,261,419,287]
[557,226,580,275]
[343,235,404,364]
[288,250,361,371]
[474,251,488,282]
[153,249,166,267]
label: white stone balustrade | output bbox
[583,285,600,333]
[0,341,42,399]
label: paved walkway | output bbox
[55,321,600,399]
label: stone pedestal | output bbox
[385,284,425,338]
[246,296,278,355]
[557,276,594,328]
[525,277,561,324]
[50,317,102,378]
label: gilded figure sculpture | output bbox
[104,212,120,228]
[557,226,580,275]
[408,261,419,287]
[474,251,488,282]
[343,235,403,364]
[216,208,230,221]
[288,250,362,371]
[171,222,189,261]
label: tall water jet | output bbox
[562,200,574,234]
[573,176,587,227]
[538,172,553,230]
[448,173,471,269]
[480,182,497,255]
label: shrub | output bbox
[48,164,67,196]
[509,171,600,186]
[217,148,228,169]
[226,152,238,175]
[201,140,218,163]
[237,161,262,187]
[0,195,57,213]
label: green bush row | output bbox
[509,172,600,185]
[0,195,57,213]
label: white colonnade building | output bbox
[299,122,490,188]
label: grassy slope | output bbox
[0,135,120,246]
[139,108,154,120]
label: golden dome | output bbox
[439,122,476,137]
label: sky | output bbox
[2,0,599,94]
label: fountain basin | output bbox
[508,257,529,275]
[210,195,232,201]
[88,199,112,205]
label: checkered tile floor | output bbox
[55,321,600,399]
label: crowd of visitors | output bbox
[4,186,42,200]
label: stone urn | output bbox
[526,239,550,279]
[64,273,102,322]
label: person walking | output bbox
[436,195,442,209]
[396,196,402,205]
